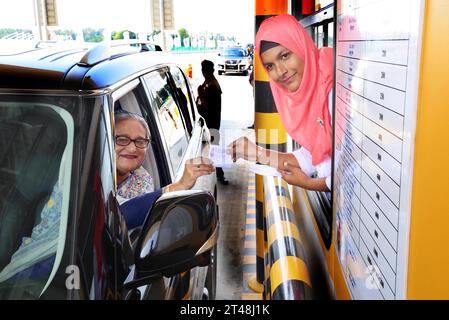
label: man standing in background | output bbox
[197,59,229,185]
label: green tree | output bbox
[178,28,189,47]
[0,28,32,39]
[170,34,178,49]
[54,29,76,40]
[111,30,137,40]
[83,28,104,42]
[148,30,161,41]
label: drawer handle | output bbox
[377,153,382,161]
[380,92,385,100]
[376,192,380,201]
[377,173,381,181]
[374,230,379,238]
[378,134,383,142]
[375,211,380,220]
[380,279,385,288]
[381,71,386,79]
[379,113,384,121]
[382,50,387,57]
[367,256,372,265]
[373,248,378,258]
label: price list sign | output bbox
[333,0,424,299]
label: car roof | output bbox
[0,41,174,91]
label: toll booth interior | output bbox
[253,0,449,300]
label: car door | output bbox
[110,78,175,299]
[141,67,215,195]
[166,66,218,300]
[140,68,216,299]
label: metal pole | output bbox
[248,0,289,295]
[33,0,47,41]
[159,0,166,51]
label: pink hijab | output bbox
[255,14,333,165]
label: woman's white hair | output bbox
[114,111,150,139]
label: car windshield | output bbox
[223,48,246,57]
[0,95,75,299]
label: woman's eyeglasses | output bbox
[115,136,150,149]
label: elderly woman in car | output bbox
[115,111,215,229]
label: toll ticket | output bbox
[208,145,234,168]
[248,163,282,177]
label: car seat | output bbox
[0,106,67,271]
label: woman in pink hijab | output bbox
[229,14,333,191]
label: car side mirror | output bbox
[125,190,218,288]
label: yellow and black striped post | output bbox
[248,0,289,294]
[264,177,312,299]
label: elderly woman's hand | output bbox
[228,136,260,162]
[168,157,215,192]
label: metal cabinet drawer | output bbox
[355,0,411,41]
[364,99,404,139]
[362,135,401,185]
[364,80,406,116]
[362,153,400,207]
[338,39,409,66]
[359,232,395,300]
[361,188,398,247]
[361,171,399,230]
[364,40,409,65]
[363,117,402,162]
[361,205,397,271]
[363,60,407,91]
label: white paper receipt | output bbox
[249,164,282,177]
[208,145,233,168]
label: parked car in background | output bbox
[0,40,218,300]
[217,46,252,76]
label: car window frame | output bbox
[141,67,191,179]
[111,78,173,187]
[167,66,196,136]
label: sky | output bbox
[0,0,255,44]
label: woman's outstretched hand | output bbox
[172,156,215,191]
[278,161,311,189]
[228,136,259,162]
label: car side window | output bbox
[112,80,168,189]
[143,70,190,174]
[169,67,196,134]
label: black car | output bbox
[0,40,218,300]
